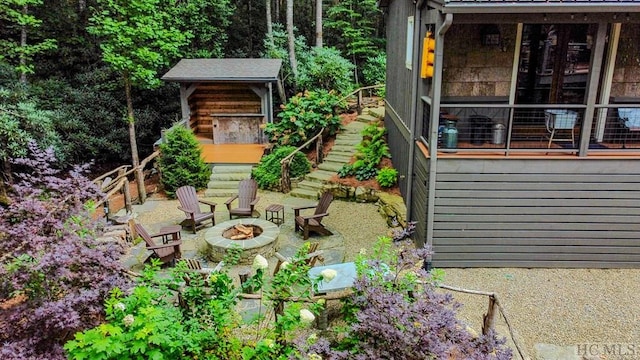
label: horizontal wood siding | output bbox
[385,0,415,127]
[432,158,640,268]
[411,150,430,247]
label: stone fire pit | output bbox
[204,218,279,264]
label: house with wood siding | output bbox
[380,0,640,267]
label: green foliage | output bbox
[262,23,310,96]
[298,47,355,95]
[264,90,344,147]
[175,0,234,58]
[376,167,398,188]
[252,146,311,190]
[66,244,325,360]
[338,124,391,181]
[362,52,386,86]
[158,126,211,198]
[0,0,57,79]
[88,0,191,89]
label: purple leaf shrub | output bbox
[294,240,513,360]
[0,142,131,359]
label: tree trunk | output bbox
[123,73,146,203]
[266,0,273,39]
[275,0,280,23]
[315,0,322,48]
[19,4,28,84]
[286,0,298,84]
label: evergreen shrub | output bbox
[158,126,211,198]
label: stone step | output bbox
[210,172,251,181]
[324,153,353,163]
[306,169,335,183]
[289,188,319,200]
[207,180,242,189]
[366,107,385,119]
[318,161,345,172]
[296,180,324,191]
[334,138,361,146]
[211,165,254,174]
[356,114,379,123]
[204,188,238,198]
[330,144,358,153]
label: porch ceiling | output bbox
[429,0,640,14]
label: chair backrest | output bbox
[237,179,258,208]
[546,109,578,130]
[315,192,334,216]
[176,186,202,215]
[134,223,156,249]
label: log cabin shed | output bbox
[381,0,640,268]
[162,58,282,163]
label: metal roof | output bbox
[162,58,282,82]
[431,0,640,14]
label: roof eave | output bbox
[437,2,640,14]
[161,76,279,83]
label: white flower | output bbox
[263,339,275,348]
[299,309,315,324]
[320,268,337,282]
[123,314,135,327]
[113,302,125,311]
[252,254,269,270]
[279,261,290,270]
[308,354,322,360]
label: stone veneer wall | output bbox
[441,24,517,97]
[612,23,640,98]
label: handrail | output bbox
[280,127,325,165]
[338,84,385,104]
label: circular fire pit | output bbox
[205,219,279,264]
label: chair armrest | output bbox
[225,195,238,206]
[292,204,317,211]
[302,212,328,220]
[250,196,260,206]
[147,240,182,250]
[198,199,217,212]
[151,228,179,239]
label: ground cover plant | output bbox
[338,123,393,183]
[0,143,131,359]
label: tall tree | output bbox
[286,0,298,84]
[175,0,233,58]
[87,0,190,203]
[266,0,273,39]
[315,0,323,47]
[0,0,57,83]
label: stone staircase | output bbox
[204,165,253,198]
[289,106,385,199]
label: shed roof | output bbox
[428,0,640,13]
[162,59,282,82]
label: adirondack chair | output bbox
[293,192,334,240]
[134,223,182,266]
[225,179,260,219]
[176,186,217,233]
[273,242,324,276]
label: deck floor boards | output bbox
[200,144,265,164]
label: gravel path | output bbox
[132,190,640,359]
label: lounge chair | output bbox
[134,223,182,266]
[293,192,334,240]
[176,185,217,233]
[225,179,260,219]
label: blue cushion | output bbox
[619,108,640,129]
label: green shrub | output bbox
[158,126,211,198]
[252,146,311,190]
[376,167,398,187]
[264,90,344,147]
[362,52,386,87]
[298,47,355,95]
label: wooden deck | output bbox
[200,144,266,164]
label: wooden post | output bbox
[123,179,132,214]
[482,294,497,335]
[239,269,253,294]
[357,90,363,115]
[280,160,291,193]
[316,136,323,164]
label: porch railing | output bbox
[339,84,385,115]
[423,102,640,155]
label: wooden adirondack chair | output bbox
[176,186,217,233]
[293,192,334,240]
[134,223,182,266]
[225,179,260,219]
[273,242,324,276]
